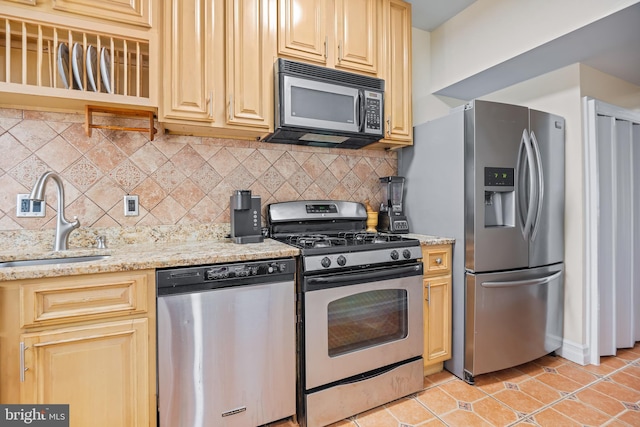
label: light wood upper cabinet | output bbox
[333,0,378,74]
[378,0,412,147]
[277,0,326,65]
[277,0,379,75]
[226,0,276,129]
[52,0,152,28]
[422,244,452,375]
[160,0,275,138]
[162,0,214,122]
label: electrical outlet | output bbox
[124,195,139,216]
[16,194,46,217]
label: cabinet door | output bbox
[162,0,215,122]
[424,275,452,366]
[226,0,275,129]
[382,0,412,144]
[277,0,327,64]
[334,0,378,74]
[21,319,150,427]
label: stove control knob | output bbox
[337,255,347,266]
[267,264,275,273]
[321,257,331,268]
[403,249,412,259]
[390,250,399,260]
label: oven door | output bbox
[303,263,423,390]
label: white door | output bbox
[584,97,640,363]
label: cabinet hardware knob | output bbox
[435,257,442,265]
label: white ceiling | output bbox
[405,1,640,100]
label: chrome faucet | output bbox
[29,171,80,251]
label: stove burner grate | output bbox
[338,231,406,244]
[289,234,348,248]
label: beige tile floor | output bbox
[272,342,640,427]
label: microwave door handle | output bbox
[357,90,365,132]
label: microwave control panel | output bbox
[363,90,383,135]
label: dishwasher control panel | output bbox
[157,258,295,295]
[205,261,290,280]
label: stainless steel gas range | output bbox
[268,200,424,427]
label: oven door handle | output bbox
[306,264,422,288]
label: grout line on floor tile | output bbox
[503,350,640,427]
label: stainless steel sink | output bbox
[0,255,110,268]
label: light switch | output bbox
[124,195,139,216]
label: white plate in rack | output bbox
[100,47,112,94]
[86,45,99,92]
[57,43,71,89]
[71,42,84,91]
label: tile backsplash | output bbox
[0,108,397,231]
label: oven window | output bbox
[327,289,408,357]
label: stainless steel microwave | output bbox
[263,59,385,149]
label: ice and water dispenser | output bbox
[484,167,515,227]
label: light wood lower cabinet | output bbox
[0,270,156,427]
[422,244,452,376]
[21,319,150,426]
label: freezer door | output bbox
[528,110,565,267]
[466,100,529,272]
[464,264,564,378]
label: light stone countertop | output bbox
[0,225,453,282]
[0,239,300,282]
[406,234,455,246]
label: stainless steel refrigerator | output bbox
[399,100,565,384]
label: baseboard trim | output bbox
[557,339,590,365]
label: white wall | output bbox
[429,0,638,93]
[580,64,640,111]
[411,28,464,126]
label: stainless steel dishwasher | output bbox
[156,258,296,427]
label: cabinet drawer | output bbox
[422,245,451,276]
[20,270,152,328]
[52,0,152,28]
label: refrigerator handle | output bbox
[481,271,562,288]
[516,129,537,239]
[529,131,545,241]
[516,131,527,234]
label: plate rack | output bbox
[0,13,151,104]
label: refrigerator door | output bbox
[466,101,529,272]
[464,264,564,379]
[528,110,565,267]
